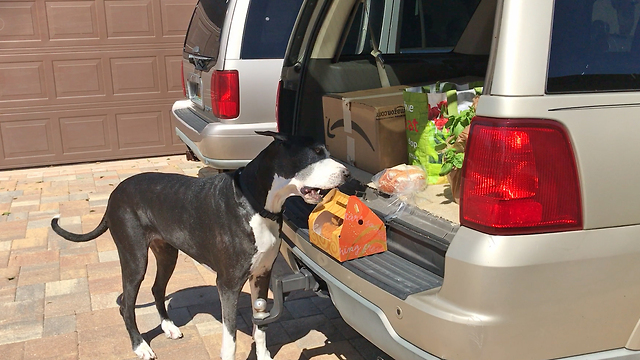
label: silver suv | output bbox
[172,0,303,169]
[275,0,640,359]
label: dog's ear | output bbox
[256,131,290,143]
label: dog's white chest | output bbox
[249,214,280,275]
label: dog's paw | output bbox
[134,341,156,360]
[256,352,273,360]
[161,319,183,340]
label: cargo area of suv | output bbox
[274,0,640,359]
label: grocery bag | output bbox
[403,81,482,184]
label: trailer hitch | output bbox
[252,268,318,327]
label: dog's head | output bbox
[255,131,349,205]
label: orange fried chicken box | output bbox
[309,189,387,262]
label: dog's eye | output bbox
[314,147,324,155]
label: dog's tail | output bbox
[51,214,108,242]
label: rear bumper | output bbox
[280,234,439,360]
[281,219,640,360]
[171,100,276,169]
[174,128,247,169]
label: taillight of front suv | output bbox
[211,70,239,119]
[460,117,582,235]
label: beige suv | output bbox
[274,0,640,359]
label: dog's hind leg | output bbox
[249,271,273,360]
[217,278,243,360]
[149,239,183,340]
[113,226,156,360]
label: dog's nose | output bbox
[341,167,351,182]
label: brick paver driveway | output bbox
[0,156,392,360]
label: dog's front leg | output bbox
[249,272,273,360]
[217,279,242,360]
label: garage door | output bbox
[0,0,196,170]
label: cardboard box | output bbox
[323,86,408,174]
[309,189,387,262]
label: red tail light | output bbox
[460,117,582,235]
[211,70,239,119]
[181,62,186,98]
[275,80,281,131]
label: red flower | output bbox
[428,106,440,120]
[433,118,447,130]
[429,101,448,120]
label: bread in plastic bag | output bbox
[372,164,427,195]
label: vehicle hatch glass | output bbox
[548,0,640,93]
[184,0,228,63]
[340,0,481,57]
[399,0,480,52]
[284,0,320,67]
[241,0,304,59]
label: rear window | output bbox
[184,0,228,63]
[241,0,304,59]
[547,0,640,93]
[399,0,480,52]
[340,0,481,56]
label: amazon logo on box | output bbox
[322,87,408,174]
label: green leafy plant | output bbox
[434,106,475,176]
[440,147,465,176]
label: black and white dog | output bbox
[51,131,349,360]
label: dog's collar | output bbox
[234,167,282,222]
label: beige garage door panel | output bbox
[0,0,196,170]
[0,0,194,48]
[0,104,181,166]
[0,50,183,105]
[0,49,182,107]
[0,118,55,160]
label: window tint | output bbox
[184,0,229,63]
[284,0,321,67]
[399,0,480,52]
[241,0,304,59]
[548,0,640,93]
[340,0,383,56]
[340,0,481,57]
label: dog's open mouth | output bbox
[301,187,331,203]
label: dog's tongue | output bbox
[302,186,323,202]
[302,186,319,195]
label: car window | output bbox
[547,0,640,93]
[184,0,229,63]
[241,0,304,59]
[284,0,321,67]
[399,0,480,52]
[340,0,481,56]
[339,0,382,56]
